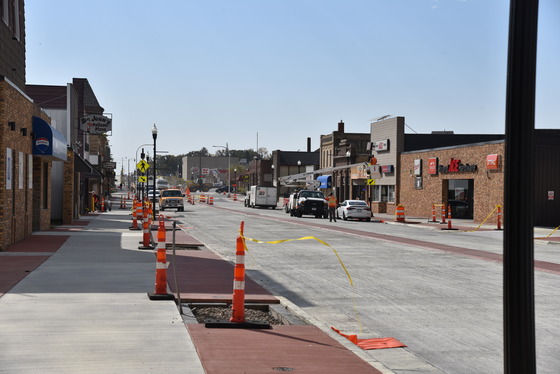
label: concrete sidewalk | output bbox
[0,210,205,374]
[0,203,390,374]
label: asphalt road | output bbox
[172,193,560,374]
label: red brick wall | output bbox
[399,142,504,222]
[0,80,52,250]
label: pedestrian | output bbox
[92,191,100,212]
[327,192,337,222]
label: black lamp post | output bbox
[152,124,158,219]
[346,150,351,200]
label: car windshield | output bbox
[300,191,324,199]
[162,190,182,197]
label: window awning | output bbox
[317,175,332,188]
[32,116,67,161]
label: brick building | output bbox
[26,79,109,221]
[320,121,370,201]
[400,141,505,222]
[369,116,504,216]
[0,0,67,250]
[399,130,560,227]
[0,77,67,250]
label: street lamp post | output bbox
[152,124,158,219]
[234,168,237,193]
[213,143,230,192]
[346,150,351,200]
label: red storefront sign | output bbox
[428,158,438,175]
[381,165,394,173]
[486,154,500,170]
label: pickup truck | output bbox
[159,188,185,211]
[288,190,328,218]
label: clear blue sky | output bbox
[24,0,559,170]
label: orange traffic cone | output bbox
[205,221,270,329]
[230,221,246,323]
[138,213,155,249]
[441,204,458,231]
[148,215,174,300]
[495,205,503,230]
[129,201,141,230]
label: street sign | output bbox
[138,176,147,183]
[136,160,150,173]
[367,179,376,185]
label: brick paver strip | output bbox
[187,324,382,374]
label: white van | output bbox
[248,186,277,209]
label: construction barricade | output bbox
[395,205,405,222]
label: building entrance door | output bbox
[446,179,474,219]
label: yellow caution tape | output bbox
[537,224,560,239]
[238,227,362,332]
[241,234,353,287]
[465,205,498,232]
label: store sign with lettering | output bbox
[381,165,394,173]
[374,139,390,151]
[413,159,422,175]
[428,157,438,175]
[438,158,478,173]
[486,154,500,170]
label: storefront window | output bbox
[388,185,395,203]
[373,185,381,201]
[373,185,395,203]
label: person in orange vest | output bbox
[327,192,338,222]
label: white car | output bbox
[336,200,371,221]
[147,189,161,199]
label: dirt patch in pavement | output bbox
[190,305,284,325]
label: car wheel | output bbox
[160,207,165,211]
[366,217,371,222]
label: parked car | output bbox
[336,200,371,221]
[216,185,234,193]
[147,189,161,199]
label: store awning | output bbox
[317,175,332,188]
[32,116,67,161]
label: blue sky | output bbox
[24,0,559,170]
